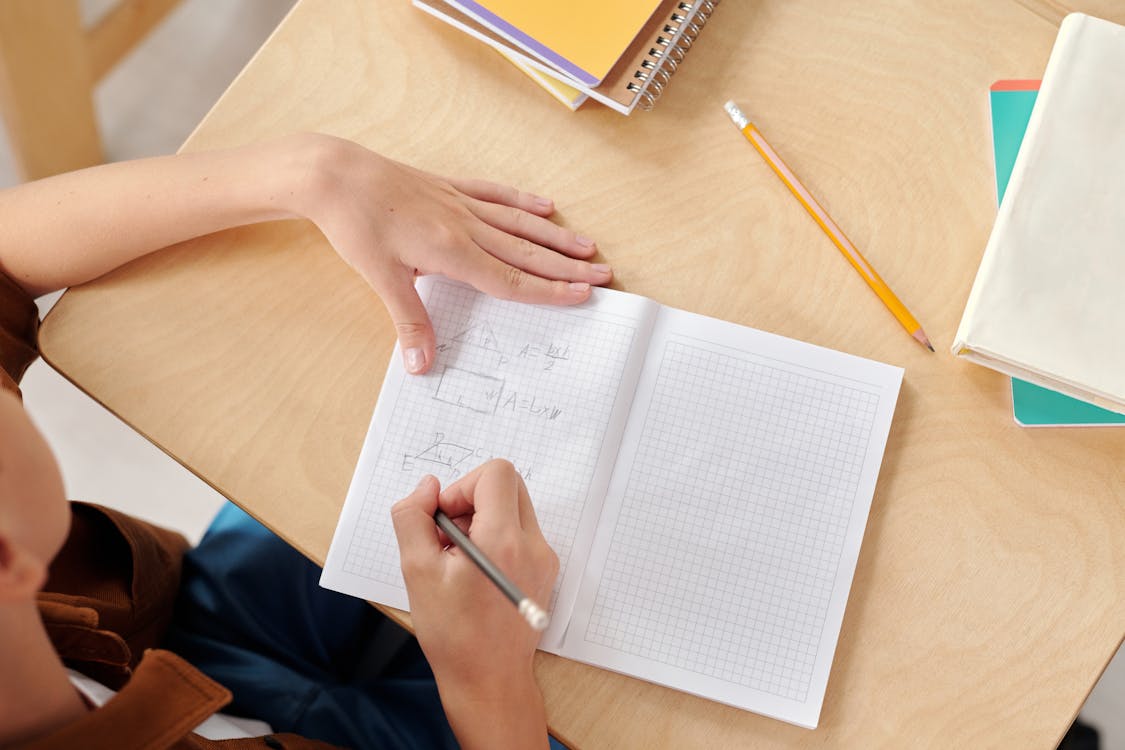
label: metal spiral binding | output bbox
[625,0,720,111]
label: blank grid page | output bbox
[570,325,900,726]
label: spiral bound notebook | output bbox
[322,276,903,728]
[414,0,719,114]
[443,0,662,86]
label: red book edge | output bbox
[990,79,1041,91]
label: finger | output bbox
[467,199,600,260]
[513,471,542,535]
[444,242,593,307]
[373,269,436,375]
[470,223,611,286]
[439,460,522,535]
[442,176,557,217]
[390,475,443,573]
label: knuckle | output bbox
[509,206,532,232]
[514,235,538,263]
[395,321,430,338]
[427,222,460,249]
[399,554,425,581]
[552,279,573,302]
[492,534,523,567]
[543,546,560,577]
[503,265,525,297]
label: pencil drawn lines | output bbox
[400,432,535,481]
[450,320,504,353]
[433,366,504,414]
[433,316,574,373]
[401,433,475,472]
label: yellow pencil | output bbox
[724,101,933,352]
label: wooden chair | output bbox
[0,0,183,181]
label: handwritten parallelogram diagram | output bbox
[433,366,504,414]
[402,433,475,474]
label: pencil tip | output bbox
[912,328,935,352]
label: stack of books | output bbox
[954,13,1125,424]
[413,0,720,114]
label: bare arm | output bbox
[0,133,611,373]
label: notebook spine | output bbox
[627,0,720,111]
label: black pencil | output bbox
[434,509,550,631]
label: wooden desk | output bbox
[38,1,1125,746]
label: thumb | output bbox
[391,475,443,576]
[378,273,436,375]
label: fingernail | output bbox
[535,196,553,209]
[416,475,432,491]
[591,263,612,277]
[576,235,596,248]
[569,282,590,294]
[404,347,426,374]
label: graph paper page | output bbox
[321,277,655,646]
[562,305,903,728]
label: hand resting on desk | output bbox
[0,132,611,375]
[392,460,559,750]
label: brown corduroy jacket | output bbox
[2,272,341,750]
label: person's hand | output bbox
[391,460,559,750]
[300,135,612,375]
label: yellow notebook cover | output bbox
[496,48,587,111]
[445,0,661,85]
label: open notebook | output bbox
[321,276,903,728]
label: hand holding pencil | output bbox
[391,461,559,748]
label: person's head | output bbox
[0,389,68,605]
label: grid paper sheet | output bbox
[563,307,903,728]
[321,277,653,645]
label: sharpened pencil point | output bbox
[912,329,934,352]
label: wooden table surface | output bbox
[39,0,1125,747]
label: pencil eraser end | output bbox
[723,101,748,129]
[518,599,550,632]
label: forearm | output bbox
[0,133,327,297]
[438,672,551,750]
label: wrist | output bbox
[437,670,548,750]
[437,662,540,705]
[262,132,353,223]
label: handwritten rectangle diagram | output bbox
[433,365,505,414]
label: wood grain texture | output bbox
[38,1,1125,747]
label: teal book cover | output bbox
[990,81,1125,426]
